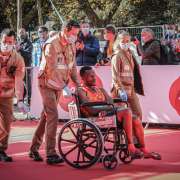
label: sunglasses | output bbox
[38,31,46,33]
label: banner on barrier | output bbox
[30,66,180,124]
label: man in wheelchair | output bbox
[77,66,161,160]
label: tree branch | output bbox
[106,0,122,23]
[76,0,104,27]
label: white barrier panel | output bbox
[30,66,180,124]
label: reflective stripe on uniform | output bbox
[57,62,74,70]
[57,64,68,69]
[46,79,62,89]
[120,72,133,77]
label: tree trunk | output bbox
[37,0,43,25]
[17,0,22,32]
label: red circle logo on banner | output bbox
[169,77,180,116]
[59,73,103,112]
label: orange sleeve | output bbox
[111,54,124,91]
[14,53,25,101]
[43,43,66,89]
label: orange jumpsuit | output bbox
[111,48,144,120]
[0,50,25,151]
[30,33,80,156]
[111,48,146,149]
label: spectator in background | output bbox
[76,20,100,66]
[129,36,142,65]
[16,28,33,104]
[32,26,48,67]
[137,28,160,65]
[165,24,176,40]
[97,24,117,66]
[49,30,58,38]
[173,37,180,64]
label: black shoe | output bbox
[29,151,43,161]
[46,154,64,165]
[130,151,144,160]
[0,151,13,162]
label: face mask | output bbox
[67,35,77,44]
[20,34,27,40]
[81,28,90,35]
[119,43,129,50]
[1,43,14,53]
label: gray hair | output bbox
[141,28,155,37]
[113,30,130,51]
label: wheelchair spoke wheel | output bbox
[58,119,103,169]
[119,150,133,164]
[103,128,116,154]
[103,154,118,170]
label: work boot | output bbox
[29,151,43,161]
[46,154,64,165]
[0,151,13,162]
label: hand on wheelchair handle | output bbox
[118,89,128,102]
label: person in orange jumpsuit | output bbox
[111,31,161,160]
[78,66,143,159]
[29,20,81,164]
[0,29,27,162]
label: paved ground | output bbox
[1,120,180,180]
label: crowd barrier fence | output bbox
[29,66,180,125]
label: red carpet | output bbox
[1,128,180,180]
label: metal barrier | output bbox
[116,25,165,40]
[94,25,165,40]
[16,67,34,120]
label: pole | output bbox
[48,0,65,24]
[17,0,22,33]
[37,0,43,25]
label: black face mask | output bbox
[20,35,27,41]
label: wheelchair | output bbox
[58,94,134,170]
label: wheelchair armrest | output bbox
[113,98,128,106]
[113,98,124,103]
[80,101,110,107]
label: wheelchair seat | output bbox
[68,94,121,128]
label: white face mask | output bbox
[1,43,14,53]
[119,43,129,50]
[67,35,77,44]
[81,28,90,35]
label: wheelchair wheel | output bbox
[103,154,118,170]
[119,150,133,164]
[103,127,116,155]
[58,118,103,169]
[118,129,133,164]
